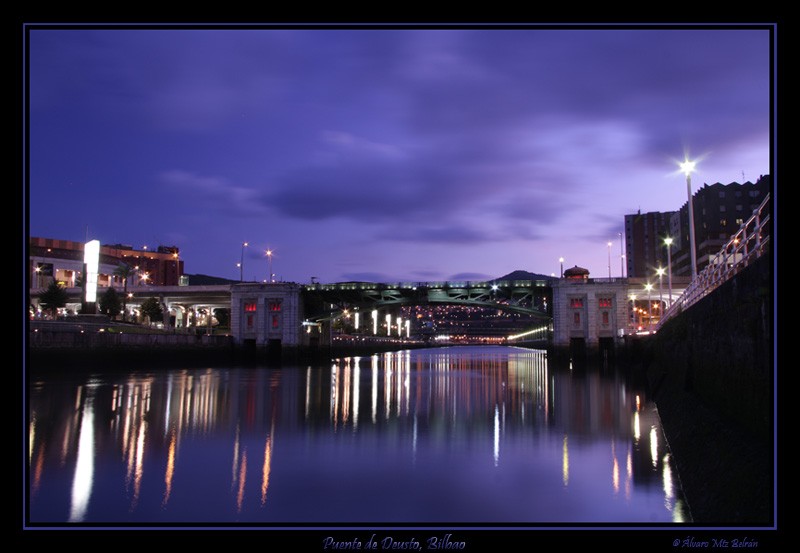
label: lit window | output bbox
[269,301,281,312]
[244,301,257,312]
[570,298,583,308]
[598,298,612,308]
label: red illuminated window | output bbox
[598,298,612,308]
[244,301,257,312]
[602,311,609,325]
[269,301,281,312]
[272,314,280,328]
[570,298,583,308]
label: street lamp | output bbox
[655,267,666,323]
[34,265,41,289]
[619,232,625,278]
[559,257,564,278]
[679,158,699,279]
[664,236,674,307]
[644,283,654,330]
[607,242,612,278]
[266,248,273,283]
[240,242,248,282]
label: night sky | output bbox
[26,25,773,284]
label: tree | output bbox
[99,287,122,318]
[214,308,230,327]
[140,297,163,326]
[39,281,68,319]
[113,263,134,321]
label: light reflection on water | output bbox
[27,346,690,524]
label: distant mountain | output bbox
[497,270,552,281]
[185,273,238,285]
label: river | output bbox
[26,345,690,525]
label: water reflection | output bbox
[27,346,689,524]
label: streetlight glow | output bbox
[664,236,674,307]
[240,242,248,282]
[678,156,699,279]
[679,159,696,176]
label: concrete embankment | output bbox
[642,253,773,524]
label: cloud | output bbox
[160,170,267,216]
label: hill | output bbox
[497,269,551,281]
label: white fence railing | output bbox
[657,193,771,329]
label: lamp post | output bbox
[240,242,248,282]
[655,267,665,324]
[559,257,564,278]
[680,158,699,279]
[266,248,273,283]
[607,242,612,278]
[34,265,41,289]
[619,232,625,278]
[644,283,654,330]
[664,236,673,307]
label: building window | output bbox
[602,311,609,325]
[272,314,280,329]
[570,298,583,308]
[598,298,612,308]
[735,218,744,226]
[720,219,727,227]
[573,312,581,326]
[269,301,281,312]
[244,301,257,313]
[246,314,254,329]
[719,191,725,198]
[735,204,743,211]
[749,190,760,197]
[719,205,726,212]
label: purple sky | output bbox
[26,25,773,284]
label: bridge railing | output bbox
[302,279,552,292]
[657,193,771,329]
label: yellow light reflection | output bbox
[611,439,619,494]
[649,426,659,468]
[493,405,500,467]
[231,424,241,491]
[633,412,641,441]
[162,427,177,507]
[237,449,248,513]
[626,448,633,500]
[371,357,378,424]
[261,433,273,506]
[28,415,35,463]
[562,434,569,487]
[68,395,94,522]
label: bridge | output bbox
[300,279,552,321]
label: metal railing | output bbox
[658,193,771,329]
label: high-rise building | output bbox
[624,175,771,279]
[624,210,675,279]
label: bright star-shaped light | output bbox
[679,158,696,176]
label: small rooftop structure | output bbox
[563,265,590,280]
